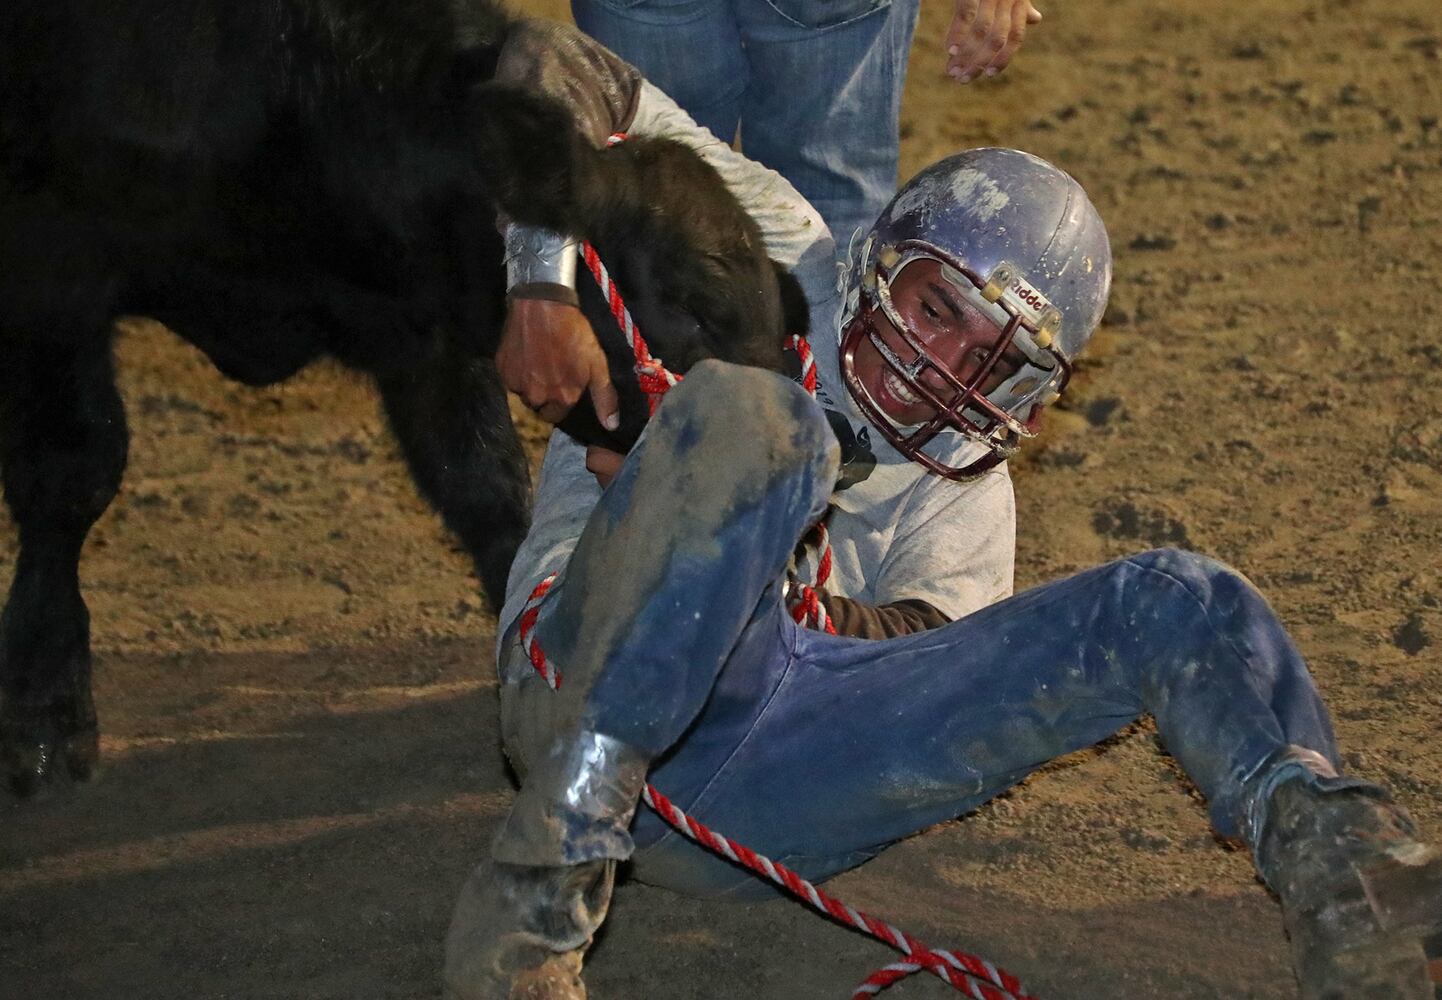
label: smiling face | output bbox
[847,257,1028,427]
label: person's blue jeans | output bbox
[501,361,1362,898]
[570,0,923,250]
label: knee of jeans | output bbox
[1126,547,1248,596]
[664,360,839,482]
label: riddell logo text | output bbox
[1010,280,1048,312]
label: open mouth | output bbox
[882,368,923,407]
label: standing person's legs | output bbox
[445,361,838,999]
[570,0,748,144]
[735,0,922,250]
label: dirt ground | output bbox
[3,0,1441,997]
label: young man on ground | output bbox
[462,25,1442,1000]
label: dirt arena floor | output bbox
[3,0,1441,997]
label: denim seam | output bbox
[635,601,803,852]
[577,0,730,25]
[758,0,892,34]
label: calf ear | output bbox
[772,261,810,342]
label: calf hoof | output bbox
[0,697,100,796]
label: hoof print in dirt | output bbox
[1081,396,1125,427]
[1091,498,1192,550]
[1032,447,1092,470]
[1128,232,1177,251]
[1392,613,1430,657]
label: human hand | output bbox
[585,445,625,489]
[945,0,1043,84]
[497,297,620,428]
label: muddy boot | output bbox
[444,857,614,1000]
[1257,777,1442,999]
[445,731,648,999]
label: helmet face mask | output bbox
[837,148,1111,481]
[840,241,1073,480]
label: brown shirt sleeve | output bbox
[819,595,953,639]
[493,19,643,147]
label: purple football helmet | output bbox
[839,147,1112,480]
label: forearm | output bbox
[492,18,641,146]
[820,595,952,639]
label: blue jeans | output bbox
[571,0,922,249]
[501,362,1357,897]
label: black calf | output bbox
[0,0,796,794]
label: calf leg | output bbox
[0,331,128,795]
[374,335,530,612]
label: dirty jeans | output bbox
[496,361,1357,898]
[571,0,922,249]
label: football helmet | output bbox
[839,147,1112,479]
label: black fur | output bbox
[0,0,803,794]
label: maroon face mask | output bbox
[840,244,1070,481]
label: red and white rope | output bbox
[643,784,1035,1000]
[573,131,681,417]
[578,241,680,416]
[781,332,835,634]
[518,573,560,690]
[791,331,819,395]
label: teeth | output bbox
[883,369,921,405]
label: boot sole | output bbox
[1288,847,1442,999]
[1358,845,1442,941]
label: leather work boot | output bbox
[444,857,615,1000]
[1258,777,1442,1000]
